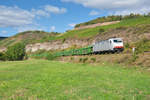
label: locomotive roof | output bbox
[94,38,122,44]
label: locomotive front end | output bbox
[112,38,124,52]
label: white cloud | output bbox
[16,26,44,33]
[44,5,67,14]
[0,5,67,28]
[50,26,56,32]
[113,7,150,15]
[1,30,7,34]
[68,23,76,27]
[62,0,150,15]
[0,6,35,27]
[32,9,50,17]
[89,10,99,16]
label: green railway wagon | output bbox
[64,51,68,56]
[65,51,71,56]
[59,52,63,56]
[55,52,59,57]
[78,48,83,55]
[54,46,93,57]
[80,46,92,55]
[62,51,66,56]
[68,50,73,56]
[73,49,79,55]
[86,46,93,54]
[83,48,88,55]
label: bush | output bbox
[135,38,150,54]
[70,57,74,61]
[99,28,105,33]
[132,53,138,62]
[5,43,25,61]
[79,58,83,62]
[62,38,66,43]
[29,50,57,60]
[83,58,88,63]
[45,53,57,60]
[0,52,6,61]
[125,42,130,48]
[91,58,96,62]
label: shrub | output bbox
[0,52,6,61]
[91,58,96,62]
[83,58,88,63]
[29,50,57,60]
[99,28,105,33]
[79,58,83,62]
[62,38,66,43]
[5,43,25,61]
[135,38,150,54]
[70,57,74,61]
[125,42,130,48]
[132,53,138,62]
[45,53,57,60]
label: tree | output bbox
[5,43,26,61]
[0,52,6,61]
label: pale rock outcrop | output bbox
[26,39,90,52]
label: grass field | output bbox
[0,60,150,100]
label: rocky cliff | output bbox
[26,39,91,52]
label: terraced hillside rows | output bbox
[0,60,150,100]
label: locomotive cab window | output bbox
[113,40,122,43]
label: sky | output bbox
[0,0,150,37]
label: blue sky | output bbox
[0,0,149,37]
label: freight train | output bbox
[55,38,124,57]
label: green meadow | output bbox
[0,60,150,100]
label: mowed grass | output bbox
[0,60,150,100]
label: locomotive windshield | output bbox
[113,40,122,43]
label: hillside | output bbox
[0,15,150,52]
[0,31,60,47]
[0,37,7,41]
[30,16,150,42]
[74,14,146,28]
[60,16,150,40]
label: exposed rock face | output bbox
[26,39,90,52]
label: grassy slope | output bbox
[0,31,60,47]
[58,17,150,39]
[0,60,150,100]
